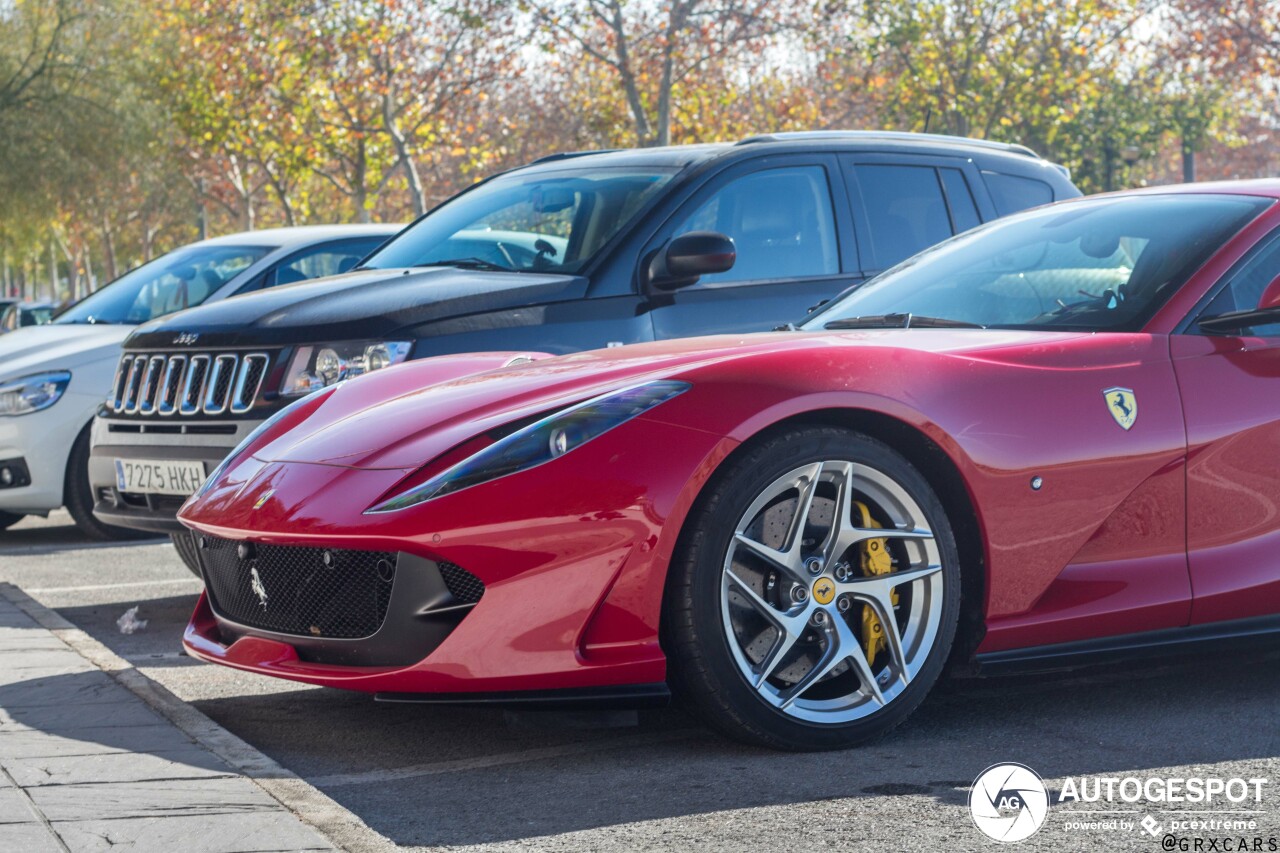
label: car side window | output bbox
[236,238,385,294]
[854,164,955,271]
[939,168,981,233]
[982,171,1055,217]
[1201,233,1280,337]
[672,165,839,285]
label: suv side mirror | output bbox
[648,231,735,292]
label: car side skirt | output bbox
[974,614,1280,676]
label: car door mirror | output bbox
[1257,273,1280,311]
[648,231,735,292]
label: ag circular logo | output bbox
[812,577,836,605]
[969,763,1050,843]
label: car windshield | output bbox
[804,194,1271,333]
[361,166,677,274]
[56,244,273,325]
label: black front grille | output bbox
[440,562,485,604]
[199,537,398,639]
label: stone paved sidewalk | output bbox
[0,586,335,852]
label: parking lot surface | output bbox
[3,511,1279,852]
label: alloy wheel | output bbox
[719,459,944,724]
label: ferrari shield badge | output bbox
[253,489,275,510]
[1103,387,1137,431]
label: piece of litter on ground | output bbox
[117,606,148,634]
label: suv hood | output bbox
[0,324,132,381]
[125,267,588,349]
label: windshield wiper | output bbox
[824,313,985,330]
[418,257,512,272]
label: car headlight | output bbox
[0,371,71,416]
[367,380,690,513]
[281,341,411,396]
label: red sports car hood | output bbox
[252,329,1080,471]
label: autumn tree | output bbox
[523,0,802,148]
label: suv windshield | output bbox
[56,244,272,325]
[362,167,676,274]
[805,194,1271,333]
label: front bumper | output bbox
[179,413,739,696]
[0,393,100,516]
[89,415,259,533]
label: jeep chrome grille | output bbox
[111,352,270,416]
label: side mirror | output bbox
[1198,273,1280,334]
[648,231,735,292]
[1258,274,1280,311]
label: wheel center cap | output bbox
[812,577,836,605]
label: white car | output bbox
[0,225,399,538]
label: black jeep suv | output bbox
[90,131,1079,571]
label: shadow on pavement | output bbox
[187,651,1280,847]
[0,522,163,555]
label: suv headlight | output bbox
[367,380,689,513]
[0,371,71,416]
[281,341,411,396]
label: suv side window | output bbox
[854,164,955,271]
[983,171,1054,217]
[239,238,386,294]
[1201,232,1280,337]
[938,168,981,233]
[673,166,839,285]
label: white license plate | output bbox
[114,459,207,496]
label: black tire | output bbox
[171,532,204,578]
[662,426,962,751]
[64,426,155,542]
[0,510,24,530]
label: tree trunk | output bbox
[101,213,118,281]
[241,192,255,231]
[384,94,426,217]
[49,237,58,301]
[354,138,371,223]
[1182,142,1196,183]
[654,2,692,148]
[84,251,97,296]
[196,176,208,240]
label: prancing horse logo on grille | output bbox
[249,567,269,609]
[173,332,200,346]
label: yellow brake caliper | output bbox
[854,501,897,667]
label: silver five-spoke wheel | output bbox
[720,459,944,724]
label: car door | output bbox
[1173,229,1280,625]
[232,236,390,295]
[840,153,990,276]
[646,155,861,339]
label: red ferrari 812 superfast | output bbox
[179,183,1280,750]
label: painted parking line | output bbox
[309,729,698,788]
[26,578,203,594]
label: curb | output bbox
[0,582,391,853]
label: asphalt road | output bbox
[4,511,1280,852]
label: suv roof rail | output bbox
[529,149,621,165]
[734,130,1041,159]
